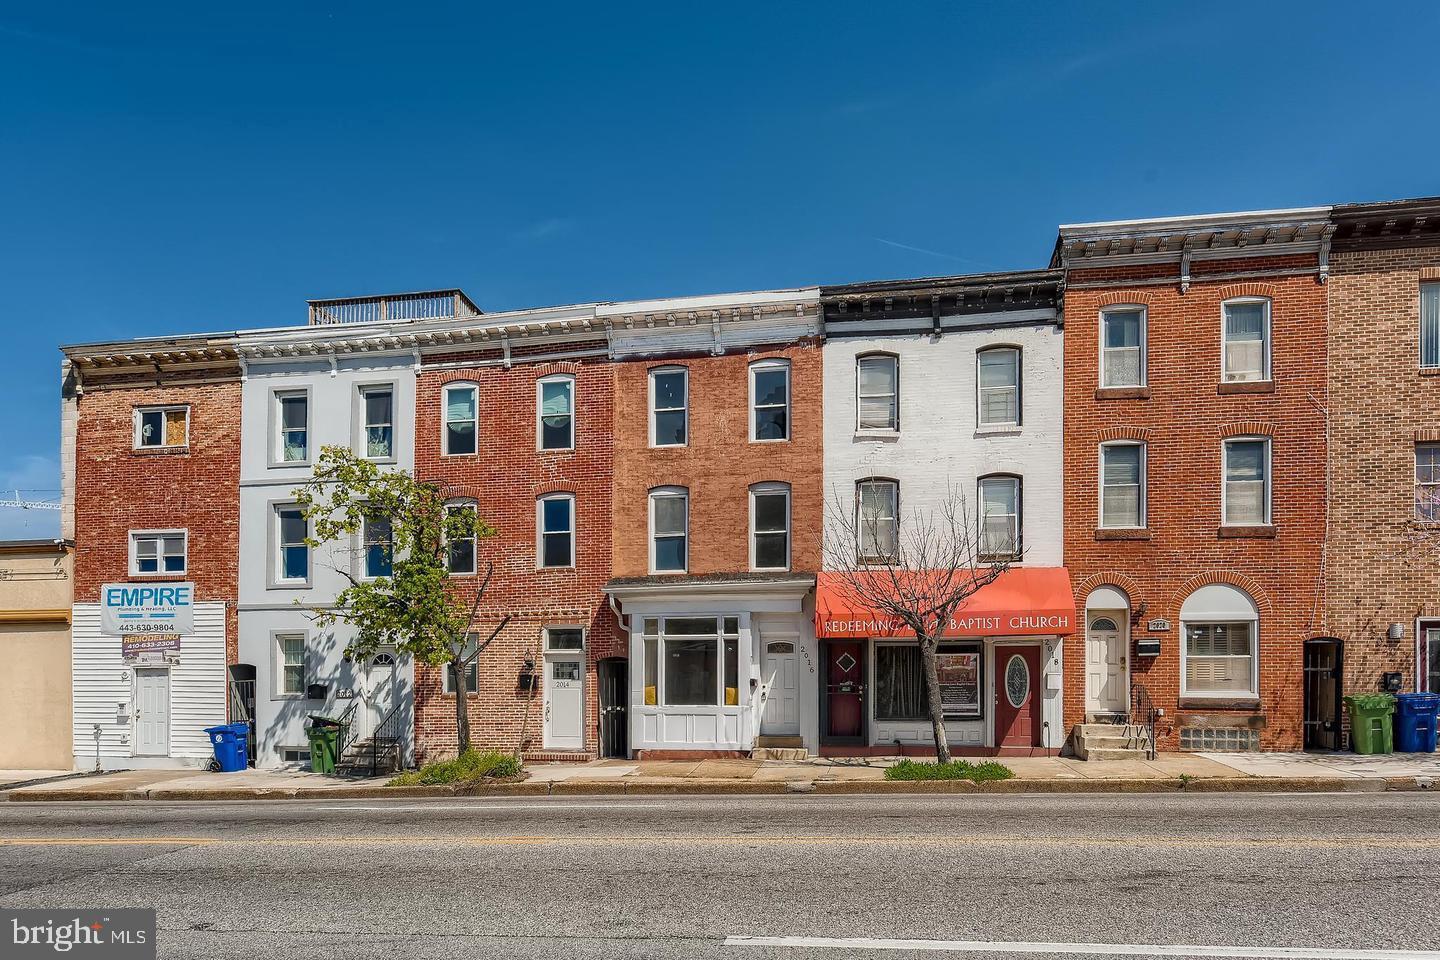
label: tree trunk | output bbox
[452,658,472,755]
[918,636,952,764]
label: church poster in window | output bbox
[937,643,982,718]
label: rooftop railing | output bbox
[307,290,480,325]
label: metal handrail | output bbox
[1131,682,1158,760]
[335,699,361,761]
[368,700,406,777]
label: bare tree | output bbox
[822,481,1014,762]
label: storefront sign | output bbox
[101,582,194,638]
[121,634,181,657]
[937,647,981,717]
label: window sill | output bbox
[1177,696,1261,711]
[125,571,190,580]
[974,425,1022,437]
[978,553,1021,564]
[853,430,900,442]
[537,447,577,455]
[132,446,190,457]
[1419,367,1440,377]
[268,581,312,590]
[1217,380,1275,395]
[1217,524,1275,539]
[1094,528,1151,541]
[1094,387,1151,401]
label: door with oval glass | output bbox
[994,644,1042,748]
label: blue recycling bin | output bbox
[1394,693,1440,753]
[204,723,250,772]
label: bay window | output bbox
[1223,438,1270,526]
[976,347,1020,427]
[1100,443,1145,528]
[1100,307,1145,387]
[640,616,741,707]
[1222,298,1270,382]
[856,353,899,431]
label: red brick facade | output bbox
[1061,258,1328,750]
[72,377,241,664]
[412,351,620,762]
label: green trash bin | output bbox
[306,715,344,774]
[1344,693,1397,754]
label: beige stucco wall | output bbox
[0,545,74,769]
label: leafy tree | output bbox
[293,445,506,754]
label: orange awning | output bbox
[815,568,1076,639]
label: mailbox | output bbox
[1135,638,1162,657]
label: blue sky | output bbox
[3,2,1438,538]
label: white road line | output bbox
[723,936,1440,959]
[313,803,674,812]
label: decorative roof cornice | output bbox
[820,269,1061,330]
[1052,207,1334,270]
[1331,196,1440,251]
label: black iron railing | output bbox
[1131,682,1158,760]
[367,701,405,777]
[335,699,360,761]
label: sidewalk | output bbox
[6,751,1438,801]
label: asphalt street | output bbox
[1,792,1438,959]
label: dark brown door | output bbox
[825,641,865,741]
[1303,639,1342,751]
[995,644,1042,748]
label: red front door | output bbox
[825,641,865,741]
[995,644,1042,749]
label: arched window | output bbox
[1180,584,1259,699]
[976,347,1021,427]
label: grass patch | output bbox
[883,759,1014,782]
[388,749,522,786]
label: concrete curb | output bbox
[6,774,1436,801]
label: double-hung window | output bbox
[445,501,478,575]
[1100,307,1145,387]
[134,406,188,449]
[361,513,393,579]
[750,482,790,571]
[856,479,899,562]
[650,368,688,447]
[443,633,480,694]
[1417,444,1440,521]
[277,633,308,697]
[359,386,394,460]
[976,348,1020,427]
[1100,443,1146,528]
[537,494,575,568]
[537,375,574,451]
[649,487,688,573]
[640,616,740,707]
[443,383,478,455]
[130,530,186,575]
[1223,438,1270,526]
[750,359,790,441]
[978,475,1021,559]
[856,354,899,431]
[275,505,310,584]
[1222,298,1270,382]
[1423,283,1440,370]
[275,391,309,463]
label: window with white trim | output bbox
[1417,444,1440,522]
[856,354,899,431]
[639,616,740,707]
[443,383,478,456]
[1222,298,1271,382]
[445,501,477,575]
[359,385,394,460]
[443,659,478,695]
[649,487,688,573]
[856,479,898,562]
[275,390,309,463]
[650,368,688,447]
[1424,283,1440,369]
[978,475,1021,559]
[750,482,790,571]
[750,359,790,441]
[537,493,575,569]
[134,406,188,449]
[277,633,308,697]
[129,530,186,575]
[1100,442,1146,528]
[1223,438,1270,526]
[275,505,310,583]
[1423,622,1440,693]
[1100,306,1145,387]
[545,626,585,651]
[537,375,574,451]
[1180,584,1259,699]
[361,513,393,579]
[976,347,1020,427]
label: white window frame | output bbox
[1422,282,1440,369]
[1099,305,1147,388]
[1221,296,1272,383]
[855,478,899,564]
[649,367,689,448]
[536,493,576,570]
[855,353,900,432]
[977,474,1021,559]
[648,486,689,574]
[356,383,396,462]
[133,405,189,450]
[544,625,586,652]
[360,512,393,581]
[641,616,741,708]
[274,631,309,699]
[444,500,478,576]
[272,503,310,587]
[536,374,576,452]
[442,382,480,457]
[749,482,791,572]
[128,529,188,576]
[1098,441,1147,529]
[1179,619,1259,700]
[272,388,311,465]
[1417,444,1440,522]
[976,347,1021,428]
[1222,436,1272,526]
[442,657,478,695]
[749,359,791,442]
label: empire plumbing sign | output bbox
[101,582,194,655]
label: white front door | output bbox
[1085,612,1128,715]
[134,668,170,756]
[544,655,584,750]
[365,652,399,736]
[760,637,800,736]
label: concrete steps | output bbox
[1072,723,1153,761]
[752,735,807,761]
[335,737,402,775]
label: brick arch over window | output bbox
[1218,421,1275,439]
[1097,426,1152,444]
[1074,572,1143,604]
[1416,428,1440,443]
[533,481,581,498]
[1166,571,1273,623]
[434,482,486,501]
[531,361,582,377]
[1095,291,1155,308]
[435,367,494,386]
[1216,282,1277,301]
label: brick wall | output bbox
[1062,264,1328,750]
[1326,245,1440,694]
[611,340,824,578]
[72,378,241,663]
[412,356,619,761]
